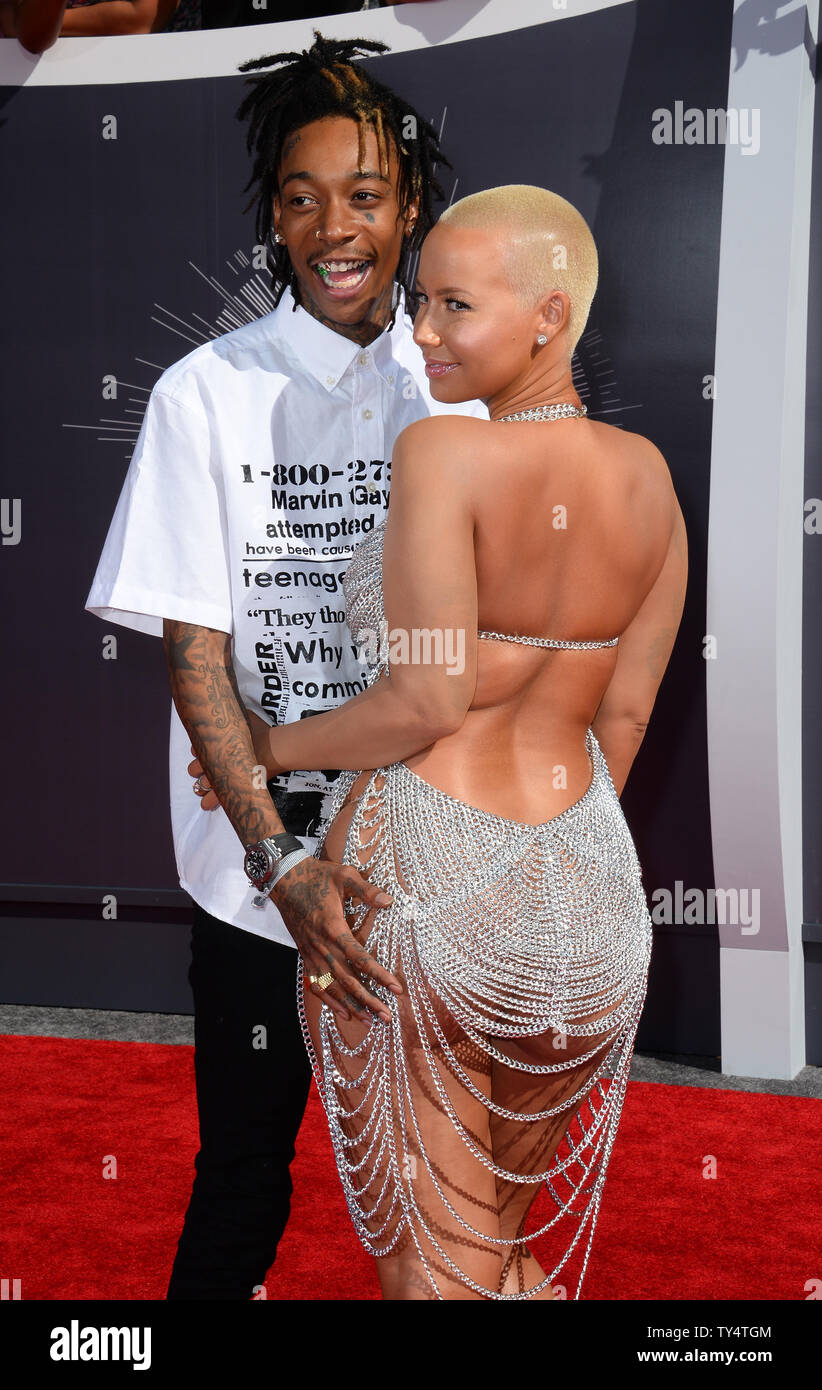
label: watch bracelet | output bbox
[249,847,312,910]
[270,846,311,887]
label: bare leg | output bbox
[303,769,645,1301]
[304,774,506,1300]
[490,984,630,1299]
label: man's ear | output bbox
[404,194,421,237]
[272,193,282,238]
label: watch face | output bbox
[245,847,271,884]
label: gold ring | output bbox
[309,972,334,992]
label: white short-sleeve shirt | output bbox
[86,285,487,946]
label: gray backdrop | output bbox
[0,0,770,1060]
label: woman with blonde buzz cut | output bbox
[195,184,687,1300]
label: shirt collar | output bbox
[272,283,410,391]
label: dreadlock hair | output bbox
[235,31,451,321]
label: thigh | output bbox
[488,983,630,1271]
[302,770,387,1075]
[306,779,505,1299]
[489,1022,616,1202]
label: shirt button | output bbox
[387,374,394,384]
[358,352,369,366]
[362,408,374,420]
[326,375,335,386]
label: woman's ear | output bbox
[536,290,571,339]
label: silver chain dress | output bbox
[299,517,653,1300]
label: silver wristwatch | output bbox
[243,833,310,909]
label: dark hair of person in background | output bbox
[235,30,451,323]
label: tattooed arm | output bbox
[162,620,282,846]
[162,619,401,1022]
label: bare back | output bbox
[403,417,687,820]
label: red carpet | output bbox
[0,1033,819,1300]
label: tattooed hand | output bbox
[270,854,402,1024]
[165,620,399,1023]
[184,741,398,1020]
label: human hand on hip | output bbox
[271,852,401,1025]
[186,743,400,1023]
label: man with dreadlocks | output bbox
[86,31,485,1300]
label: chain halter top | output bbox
[343,517,618,682]
[344,402,619,665]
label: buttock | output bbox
[317,742,651,1052]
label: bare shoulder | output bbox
[580,422,685,574]
[590,420,678,503]
[582,417,667,467]
[395,413,490,455]
[392,415,493,495]
[623,426,673,479]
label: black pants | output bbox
[166,902,312,1300]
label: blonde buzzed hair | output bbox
[439,185,598,354]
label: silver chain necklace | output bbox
[494,402,587,423]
